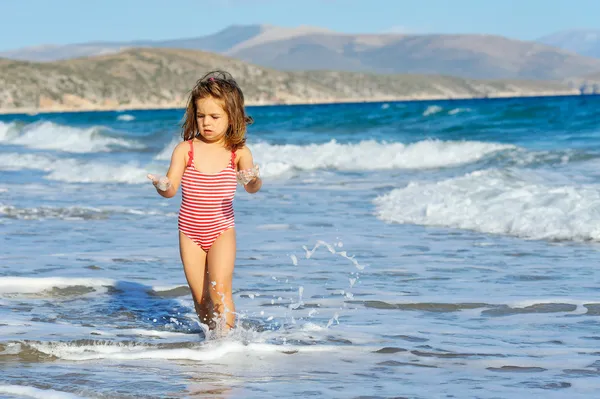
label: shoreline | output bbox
[0,90,589,116]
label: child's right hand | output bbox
[147,174,171,191]
[236,165,260,186]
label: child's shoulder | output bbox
[235,145,253,156]
[173,140,191,153]
[167,140,191,162]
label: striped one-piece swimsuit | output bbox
[178,140,237,251]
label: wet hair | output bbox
[181,70,253,150]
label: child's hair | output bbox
[181,70,253,150]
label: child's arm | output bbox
[237,146,262,194]
[148,142,187,198]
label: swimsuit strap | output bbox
[186,140,194,167]
[231,150,236,169]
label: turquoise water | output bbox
[1,95,600,398]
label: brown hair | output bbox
[181,70,253,151]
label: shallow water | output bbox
[1,96,600,398]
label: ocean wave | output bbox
[423,105,443,116]
[448,107,471,115]
[0,203,173,220]
[0,276,116,296]
[0,121,20,141]
[155,139,515,175]
[1,121,144,153]
[0,277,199,298]
[0,204,110,220]
[0,139,592,185]
[0,153,58,171]
[3,339,344,362]
[154,137,179,161]
[0,152,149,183]
[424,105,470,116]
[374,168,600,242]
[46,159,149,183]
[117,114,136,121]
[0,385,86,399]
[252,139,514,173]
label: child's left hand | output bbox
[147,174,172,191]
[236,165,260,186]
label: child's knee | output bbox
[211,280,231,292]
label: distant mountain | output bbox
[0,44,125,62]
[0,25,325,62]
[587,71,600,80]
[224,31,600,80]
[0,48,579,114]
[538,30,600,58]
[2,25,600,80]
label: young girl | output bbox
[148,71,262,331]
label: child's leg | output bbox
[179,232,212,326]
[206,228,236,329]
[200,269,214,328]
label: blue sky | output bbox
[0,0,598,51]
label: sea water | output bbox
[1,96,600,398]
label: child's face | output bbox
[195,97,229,142]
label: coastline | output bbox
[0,90,583,116]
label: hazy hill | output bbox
[586,72,600,80]
[0,48,579,114]
[0,25,324,62]
[2,25,600,80]
[538,30,600,58]
[227,31,600,79]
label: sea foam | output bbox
[156,138,514,175]
[0,385,86,399]
[3,121,143,153]
[374,168,600,242]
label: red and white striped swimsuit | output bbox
[178,140,237,251]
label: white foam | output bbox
[256,224,291,230]
[0,121,19,141]
[29,340,343,361]
[0,152,148,184]
[253,140,513,175]
[46,159,148,184]
[154,137,179,161]
[123,328,192,338]
[301,322,325,332]
[155,139,513,175]
[0,153,58,171]
[0,203,100,220]
[117,114,136,121]
[0,385,86,399]
[423,105,443,116]
[448,108,471,115]
[0,203,170,220]
[0,277,115,295]
[6,121,143,153]
[375,168,600,241]
[151,284,187,292]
